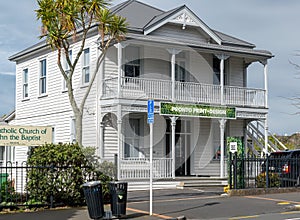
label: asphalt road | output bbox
[1,187,300,219]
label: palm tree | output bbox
[36,0,128,146]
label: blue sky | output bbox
[1,0,300,135]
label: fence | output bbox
[119,157,173,179]
[229,155,300,189]
[0,161,99,210]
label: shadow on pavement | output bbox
[0,208,81,220]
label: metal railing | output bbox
[229,155,300,189]
[103,76,266,108]
[0,162,99,210]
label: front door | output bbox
[166,119,191,176]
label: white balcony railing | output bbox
[119,157,173,179]
[103,77,266,108]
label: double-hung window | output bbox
[124,46,140,78]
[39,59,47,95]
[23,68,29,99]
[82,48,90,85]
[63,50,72,90]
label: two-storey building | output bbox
[9,0,273,179]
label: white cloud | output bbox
[0,71,15,76]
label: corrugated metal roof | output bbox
[9,0,272,61]
[112,0,163,31]
[213,30,255,49]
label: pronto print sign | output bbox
[160,102,236,119]
[0,125,52,146]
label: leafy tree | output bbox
[36,0,128,146]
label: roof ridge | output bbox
[112,0,164,14]
[110,0,132,13]
[144,5,185,30]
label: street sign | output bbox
[147,100,154,124]
[230,142,238,153]
[147,99,154,215]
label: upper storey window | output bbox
[23,68,29,99]
[39,59,47,95]
[82,48,90,85]
[124,46,140,78]
[63,50,72,90]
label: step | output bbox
[128,181,180,191]
[126,177,228,191]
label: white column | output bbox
[264,61,268,108]
[117,43,123,98]
[171,53,176,102]
[117,105,122,180]
[171,116,177,179]
[96,56,104,159]
[220,58,225,105]
[99,122,104,159]
[167,49,181,102]
[264,116,269,156]
[216,54,229,105]
[219,119,227,178]
[260,59,269,157]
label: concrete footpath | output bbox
[2,187,300,220]
[0,187,224,220]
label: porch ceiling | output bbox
[126,33,273,62]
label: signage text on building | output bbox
[0,125,52,146]
[160,102,236,119]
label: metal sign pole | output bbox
[147,100,154,216]
[149,122,153,216]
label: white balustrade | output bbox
[120,158,172,179]
[102,77,266,108]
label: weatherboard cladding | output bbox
[9,0,272,62]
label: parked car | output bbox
[264,150,300,187]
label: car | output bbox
[265,150,300,187]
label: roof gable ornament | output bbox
[144,6,222,45]
[172,12,197,29]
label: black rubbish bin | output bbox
[82,181,104,220]
[109,181,128,217]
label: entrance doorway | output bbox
[166,119,191,176]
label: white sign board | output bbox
[229,142,238,153]
[0,125,52,146]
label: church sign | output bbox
[0,125,52,146]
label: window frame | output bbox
[63,50,72,91]
[22,68,29,99]
[39,59,47,95]
[124,46,141,78]
[82,48,90,85]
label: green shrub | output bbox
[26,143,112,206]
[256,172,280,188]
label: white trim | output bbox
[144,7,222,45]
[81,48,90,86]
[39,58,47,96]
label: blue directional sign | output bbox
[147,100,154,124]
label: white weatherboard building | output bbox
[9,0,273,180]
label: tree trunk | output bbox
[75,111,83,147]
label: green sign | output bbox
[160,102,236,119]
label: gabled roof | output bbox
[112,0,254,48]
[111,0,163,32]
[1,110,15,124]
[9,0,270,62]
